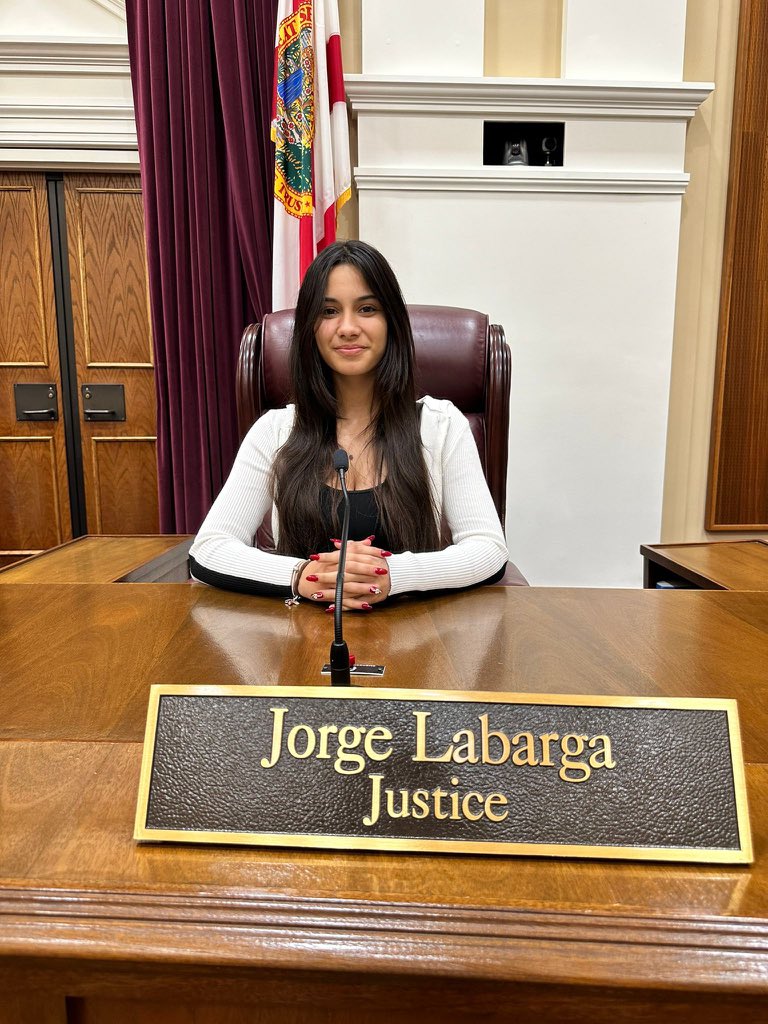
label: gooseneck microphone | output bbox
[330,448,351,686]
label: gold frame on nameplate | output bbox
[134,685,753,864]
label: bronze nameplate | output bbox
[134,686,752,863]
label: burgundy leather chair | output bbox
[236,305,527,585]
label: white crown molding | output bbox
[345,75,714,121]
[0,37,129,75]
[90,0,126,21]
[354,167,690,195]
[0,148,138,170]
[0,103,137,150]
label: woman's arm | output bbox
[188,410,304,596]
[385,408,509,596]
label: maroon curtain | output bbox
[126,0,277,533]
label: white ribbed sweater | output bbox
[189,396,508,596]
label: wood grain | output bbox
[2,585,768,760]
[0,553,36,569]
[0,172,71,557]
[8,968,767,1024]
[0,994,66,1024]
[90,437,159,533]
[1,729,764,917]
[3,582,768,1018]
[642,540,768,590]
[0,535,191,583]
[708,0,768,530]
[0,437,63,549]
[64,173,158,536]
[68,184,152,368]
[0,182,48,366]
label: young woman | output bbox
[189,241,508,610]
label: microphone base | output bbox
[329,640,351,687]
[322,663,386,679]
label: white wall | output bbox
[352,0,709,586]
[0,0,135,170]
[363,189,681,587]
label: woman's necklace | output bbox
[337,424,375,489]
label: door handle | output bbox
[14,383,59,421]
[80,384,126,422]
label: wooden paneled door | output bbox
[0,173,72,564]
[0,171,158,565]
[64,174,159,534]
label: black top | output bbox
[318,484,392,553]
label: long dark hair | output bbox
[272,240,440,556]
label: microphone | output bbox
[330,448,351,686]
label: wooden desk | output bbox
[2,583,768,1023]
[641,539,768,591]
[0,534,193,584]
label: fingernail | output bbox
[349,654,356,667]
[311,592,323,600]
[306,574,318,582]
[325,604,335,613]
[330,538,340,544]
[309,553,320,561]
[374,567,388,575]
[361,603,373,610]
[381,550,392,558]
[366,535,376,541]
[369,585,381,595]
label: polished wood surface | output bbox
[708,0,768,530]
[642,539,768,591]
[0,172,72,559]
[0,534,191,584]
[64,174,159,535]
[2,582,768,1020]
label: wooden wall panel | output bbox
[0,438,63,548]
[90,437,159,533]
[71,187,152,367]
[0,185,48,366]
[64,174,158,535]
[0,994,66,1024]
[0,173,71,557]
[708,0,768,529]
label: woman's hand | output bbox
[297,537,392,610]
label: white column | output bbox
[562,0,688,81]
[352,2,705,588]
[362,0,484,75]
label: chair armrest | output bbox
[486,323,511,529]
[236,323,262,439]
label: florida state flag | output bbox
[271,0,351,311]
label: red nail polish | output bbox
[366,535,376,541]
[369,585,381,594]
[374,567,388,575]
[306,574,318,582]
[325,604,335,613]
[311,592,323,600]
[330,538,341,544]
[361,603,372,610]
[381,550,392,558]
[309,553,320,561]
[349,654,356,667]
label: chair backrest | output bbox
[236,305,511,526]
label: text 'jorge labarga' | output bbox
[260,707,616,827]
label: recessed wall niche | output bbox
[483,122,565,167]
